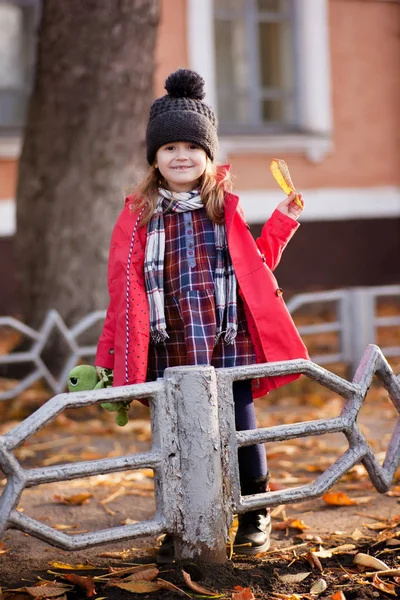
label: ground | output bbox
[1,357,400,599]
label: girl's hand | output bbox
[277,192,304,221]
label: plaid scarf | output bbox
[145,188,238,344]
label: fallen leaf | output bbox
[53,493,93,505]
[322,491,356,506]
[22,585,69,598]
[182,570,218,596]
[156,579,193,598]
[0,542,11,555]
[124,568,159,582]
[48,562,95,570]
[372,574,396,595]
[107,564,157,578]
[365,521,394,530]
[121,518,138,525]
[63,574,96,597]
[277,572,311,584]
[112,581,161,593]
[232,586,255,600]
[273,518,310,531]
[350,528,364,541]
[354,552,390,571]
[305,551,323,573]
[386,538,400,546]
[310,578,327,595]
[331,544,357,555]
[52,524,79,531]
[330,593,346,600]
[313,544,356,558]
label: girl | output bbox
[95,69,309,559]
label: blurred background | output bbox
[0,0,399,396]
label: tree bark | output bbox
[16,0,160,327]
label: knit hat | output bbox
[146,69,218,165]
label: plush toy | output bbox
[67,365,130,426]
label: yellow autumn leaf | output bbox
[48,562,95,570]
[270,158,303,208]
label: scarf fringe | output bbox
[224,327,237,345]
[151,330,169,344]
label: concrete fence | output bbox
[0,285,399,402]
[0,344,399,562]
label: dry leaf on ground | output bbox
[112,581,161,593]
[310,578,327,595]
[52,493,92,505]
[62,575,96,598]
[48,562,95,571]
[277,572,311,584]
[305,551,323,572]
[353,552,390,571]
[232,586,255,600]
[22,585,70,598]
[0,542,10,555]
[182,570,218,596]
[372,574,396,595]
[322,491,356,506]
[124,568,159,582]
[330,592,346,600]
[273,518,310,531]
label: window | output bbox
[187,0,332,162]
[0,0,39,133]
[214,0,297,134]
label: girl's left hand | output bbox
[277,192,304,221]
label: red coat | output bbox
[96,191,309,398]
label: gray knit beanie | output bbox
[146,69,218,165]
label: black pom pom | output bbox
[165,69,205,100]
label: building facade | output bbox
[0,0,399,312]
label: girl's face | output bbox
[155,142,207,192]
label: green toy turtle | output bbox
[67,365,130,426]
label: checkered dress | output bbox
[147,207,256,380]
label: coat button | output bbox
[108,348,115,355]
[276,288,283,297]
[260,253,266,263]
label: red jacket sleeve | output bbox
[95,209,127,369]
[256,209,300,272]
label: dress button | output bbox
[260,253,266,263]
[108,348,115,354]
[276,288,283,297]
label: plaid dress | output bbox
[147,207,256,380]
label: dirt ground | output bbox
[1,373,400,599]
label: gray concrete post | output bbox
[163,365,228,563]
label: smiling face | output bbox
[155,142,208,192]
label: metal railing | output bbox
[0,344,399,562]
[287,285,400,370]
[1,285,399,402]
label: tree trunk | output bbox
[16,0,160,328]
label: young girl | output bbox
[95,69,309,559]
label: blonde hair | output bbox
[132,157,232,225]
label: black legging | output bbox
[233,380,267,481]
